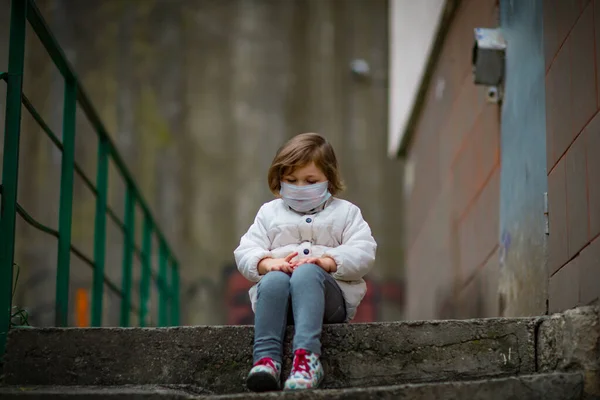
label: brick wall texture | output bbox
[545,0,600,313]
[405,0,500,320]
[406,0,600,320]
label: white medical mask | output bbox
[280,181,331,213]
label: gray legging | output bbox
[253,263,347,364]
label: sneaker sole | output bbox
[247,371,280,392]
[284,375,324,391]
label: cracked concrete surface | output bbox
[0,373,584,399]
[537,306,600,399]
[2,317,537,394]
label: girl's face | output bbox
[282,161,327,187]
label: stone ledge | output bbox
[537,306,600,399]
[0,385,194,399]
[3,317,538,394]
[0,373,584,400]
[195,372,584,400]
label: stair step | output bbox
[0,373,584,399]
[0,384,195,399]
[2,317,539,394]
[198,372,585,400]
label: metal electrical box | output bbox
[472,28,506,86]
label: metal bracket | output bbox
[544,192,549,235]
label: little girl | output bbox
[234,132,377,392]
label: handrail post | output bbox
[158,240,168,327]
[170,261,180,326]
[120,185,135,327]
[91,138,109,326]
[139,214,153,327]
[0,0,27,356]
[55,76,77,327]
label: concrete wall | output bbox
[404,0,500,320]
[545,0,600,312]
[0,0,406,326]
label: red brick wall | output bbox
[405,0,500,320]
[545,0,600,312]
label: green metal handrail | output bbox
[0,0,181,357]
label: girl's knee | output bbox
[258,271,290,293]
[290,263,322,284]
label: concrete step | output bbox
[0,373,585,399]
[0,385,196,399]
[2,317,539,394]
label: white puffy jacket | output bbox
[234,197,377,321]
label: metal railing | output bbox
[1,0,181,356]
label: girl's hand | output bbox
[258,252,298,275]
[292,256,337,273]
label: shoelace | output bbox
[292,349,310,375]
[255,357,277,372]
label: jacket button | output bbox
[306,218,312,223]
[303,249,310,255]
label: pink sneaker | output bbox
[283,349,324,390]
[246,357,282,392]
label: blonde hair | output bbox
[268,133,345,196]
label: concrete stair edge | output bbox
[2,316,539,393]
[0,372,585,400]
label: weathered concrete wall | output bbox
[544,0,600,313]
[0,0,404,326]
[404,0,500,320]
